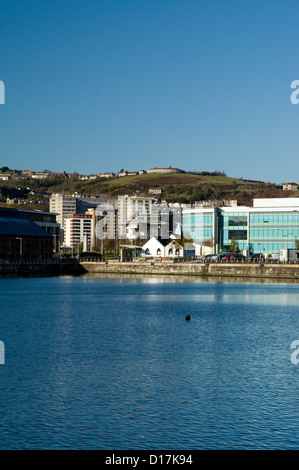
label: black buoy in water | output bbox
[185,315,191,321]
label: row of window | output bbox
[185,230,213,241]
[250,213,299,224]
[183,210,299,224]
[182,214,213,225]
[145,248,180,256]
[249,229,299,239]
[249,242,293,252]
[222,229,247,240]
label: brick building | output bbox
[0,208,53,260]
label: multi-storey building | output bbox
[63,212,94,250]
[248,198,299,254]
[182,198,299,257]
[49,194,78,229]
[117,195,156,240]
[93,203,117,243]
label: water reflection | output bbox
[120,293,299,306]
[1,276,299,449]
[80,272,299,285]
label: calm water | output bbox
[1,274,299,449]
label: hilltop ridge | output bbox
[0,166,295,209]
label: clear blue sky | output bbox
[1,0,299,183]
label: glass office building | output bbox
[182,209,214,245]
[182,198,299,256]
[248,210,299,254]
[221,209,248,252]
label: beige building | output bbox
[283,183,299,191]
[147,165,184,174]
[49,194,77,228]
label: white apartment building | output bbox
[63,213,94,250]
[93,204,117,242]
[117,195,156,239]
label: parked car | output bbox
[217,253,231,260]
[231,253,247,260]
[250,253,263,260]
[204,254,218,260]
[222,254,233,260]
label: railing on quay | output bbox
[202,258,299,265]
[78,256,299,265]
[0,257,80,265]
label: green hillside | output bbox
[40,171,288,205]
[0,171,296,207]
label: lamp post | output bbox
[53,234,57,253]
[16,237,22,257]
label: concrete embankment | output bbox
[79,260,299,280]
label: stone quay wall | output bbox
[79,260,299,280]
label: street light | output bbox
[16,237,22,257]
[53,234,57,252]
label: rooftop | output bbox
[0,208,52,237]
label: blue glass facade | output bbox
[249,211,299,254]
[222,211,248,252]
[182,211,213,243]
[182,203,299,256]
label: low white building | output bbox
[98,172,115,178]
[0,174,10,181]
[31,172,49,179]
[141,237,184,258]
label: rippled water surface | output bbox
[1,275,299,449]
